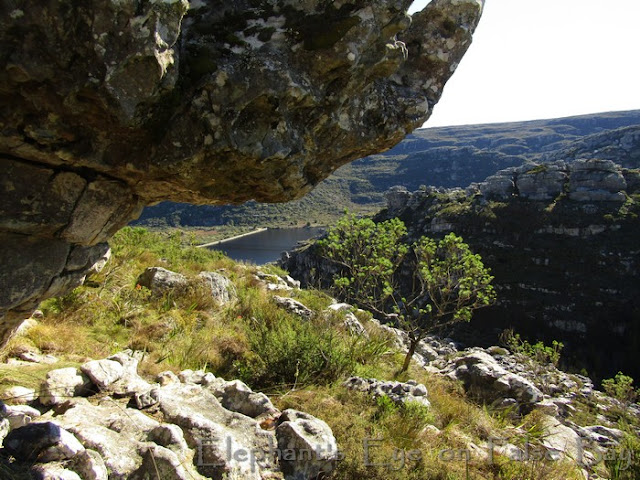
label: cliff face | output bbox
[382,159,640,381]
[283,158,640,381]
[0,0,484,340]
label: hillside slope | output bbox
[2,228,639,479]
[136,110,640,228]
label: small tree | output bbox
[316,213,407,313]
[396,233,495,372]
[319,215,496,373]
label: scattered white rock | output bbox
[80,359,125,390]
[344,377,431,408]
[273,295,313,319]
[16,350,59,364]
[276,409,339,480]
[40,367,93,406]
[4,404,41,429]
[1,385,36,405]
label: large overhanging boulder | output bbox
[0,0,484,341]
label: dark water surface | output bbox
[207,227,324,264]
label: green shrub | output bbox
[602,372,638,404]
[606,422,640,480]
[500,329,564,366]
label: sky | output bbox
[407,0,640,127]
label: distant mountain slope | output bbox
[134,110,640,228]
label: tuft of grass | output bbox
[276,369,584,480]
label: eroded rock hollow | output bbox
[0,0,483,341]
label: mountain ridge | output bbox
[135,109,640,229]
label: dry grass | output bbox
[0,227,593,480]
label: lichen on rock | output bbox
[0,0,484,340]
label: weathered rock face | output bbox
[0,0,484,339]
[1,350,337,480]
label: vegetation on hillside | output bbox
[1,227,637,479]
[318,215,495,373]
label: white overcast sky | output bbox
[408,0,640,127]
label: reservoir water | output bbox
[207,227,324,264]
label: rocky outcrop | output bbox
[0,350,337,480]
[440,350,543,406]
[0,0,484,339]
[343,376,431,407]
[391,160,640,381]
[283,158,640,381]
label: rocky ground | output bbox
[2,266,638,479]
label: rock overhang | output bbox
[0,0,484,340]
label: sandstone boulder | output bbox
[0,385,36,405]
[4,422,84,462]
[39,367,93,406]
[136,267,188,296]
[197,271,236,305]
[276,409,339,480]
[273,295,314,320]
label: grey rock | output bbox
[343,377,431,408]
[0,385,37,405]
[148,424,190,461]
[516,162,567,201]
[276,409,339,480]
[326,304,368,336]
[178,369,208,385]
[134,388,160,410]
[136,267,188,296]
[479,168,517,199]
[105,350,153,395]
[156,371,180,386]
[4,404,41,430]
[72,449,109,480]
[134,444,206,480]
[197,271,235,305]
[534,399,561,416]
[539,415,583,462]
[55,398,159,477]
[40,367,93,406]
[158,382,276,480]
[284,275,301,289]
[12,317,39,337]
[443,350,543,405]
[16,350,59,365]
[578,425,625,447]
[343,312,368,337]
[211,379,279,419]
[31,464,83,480]
[0,0,482,336]
[568,159,627,202]
[273,296,313,320]
[0,417,9,444]
[385,186,412,215]
[4,422,84,462]
[81,359,125,390]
